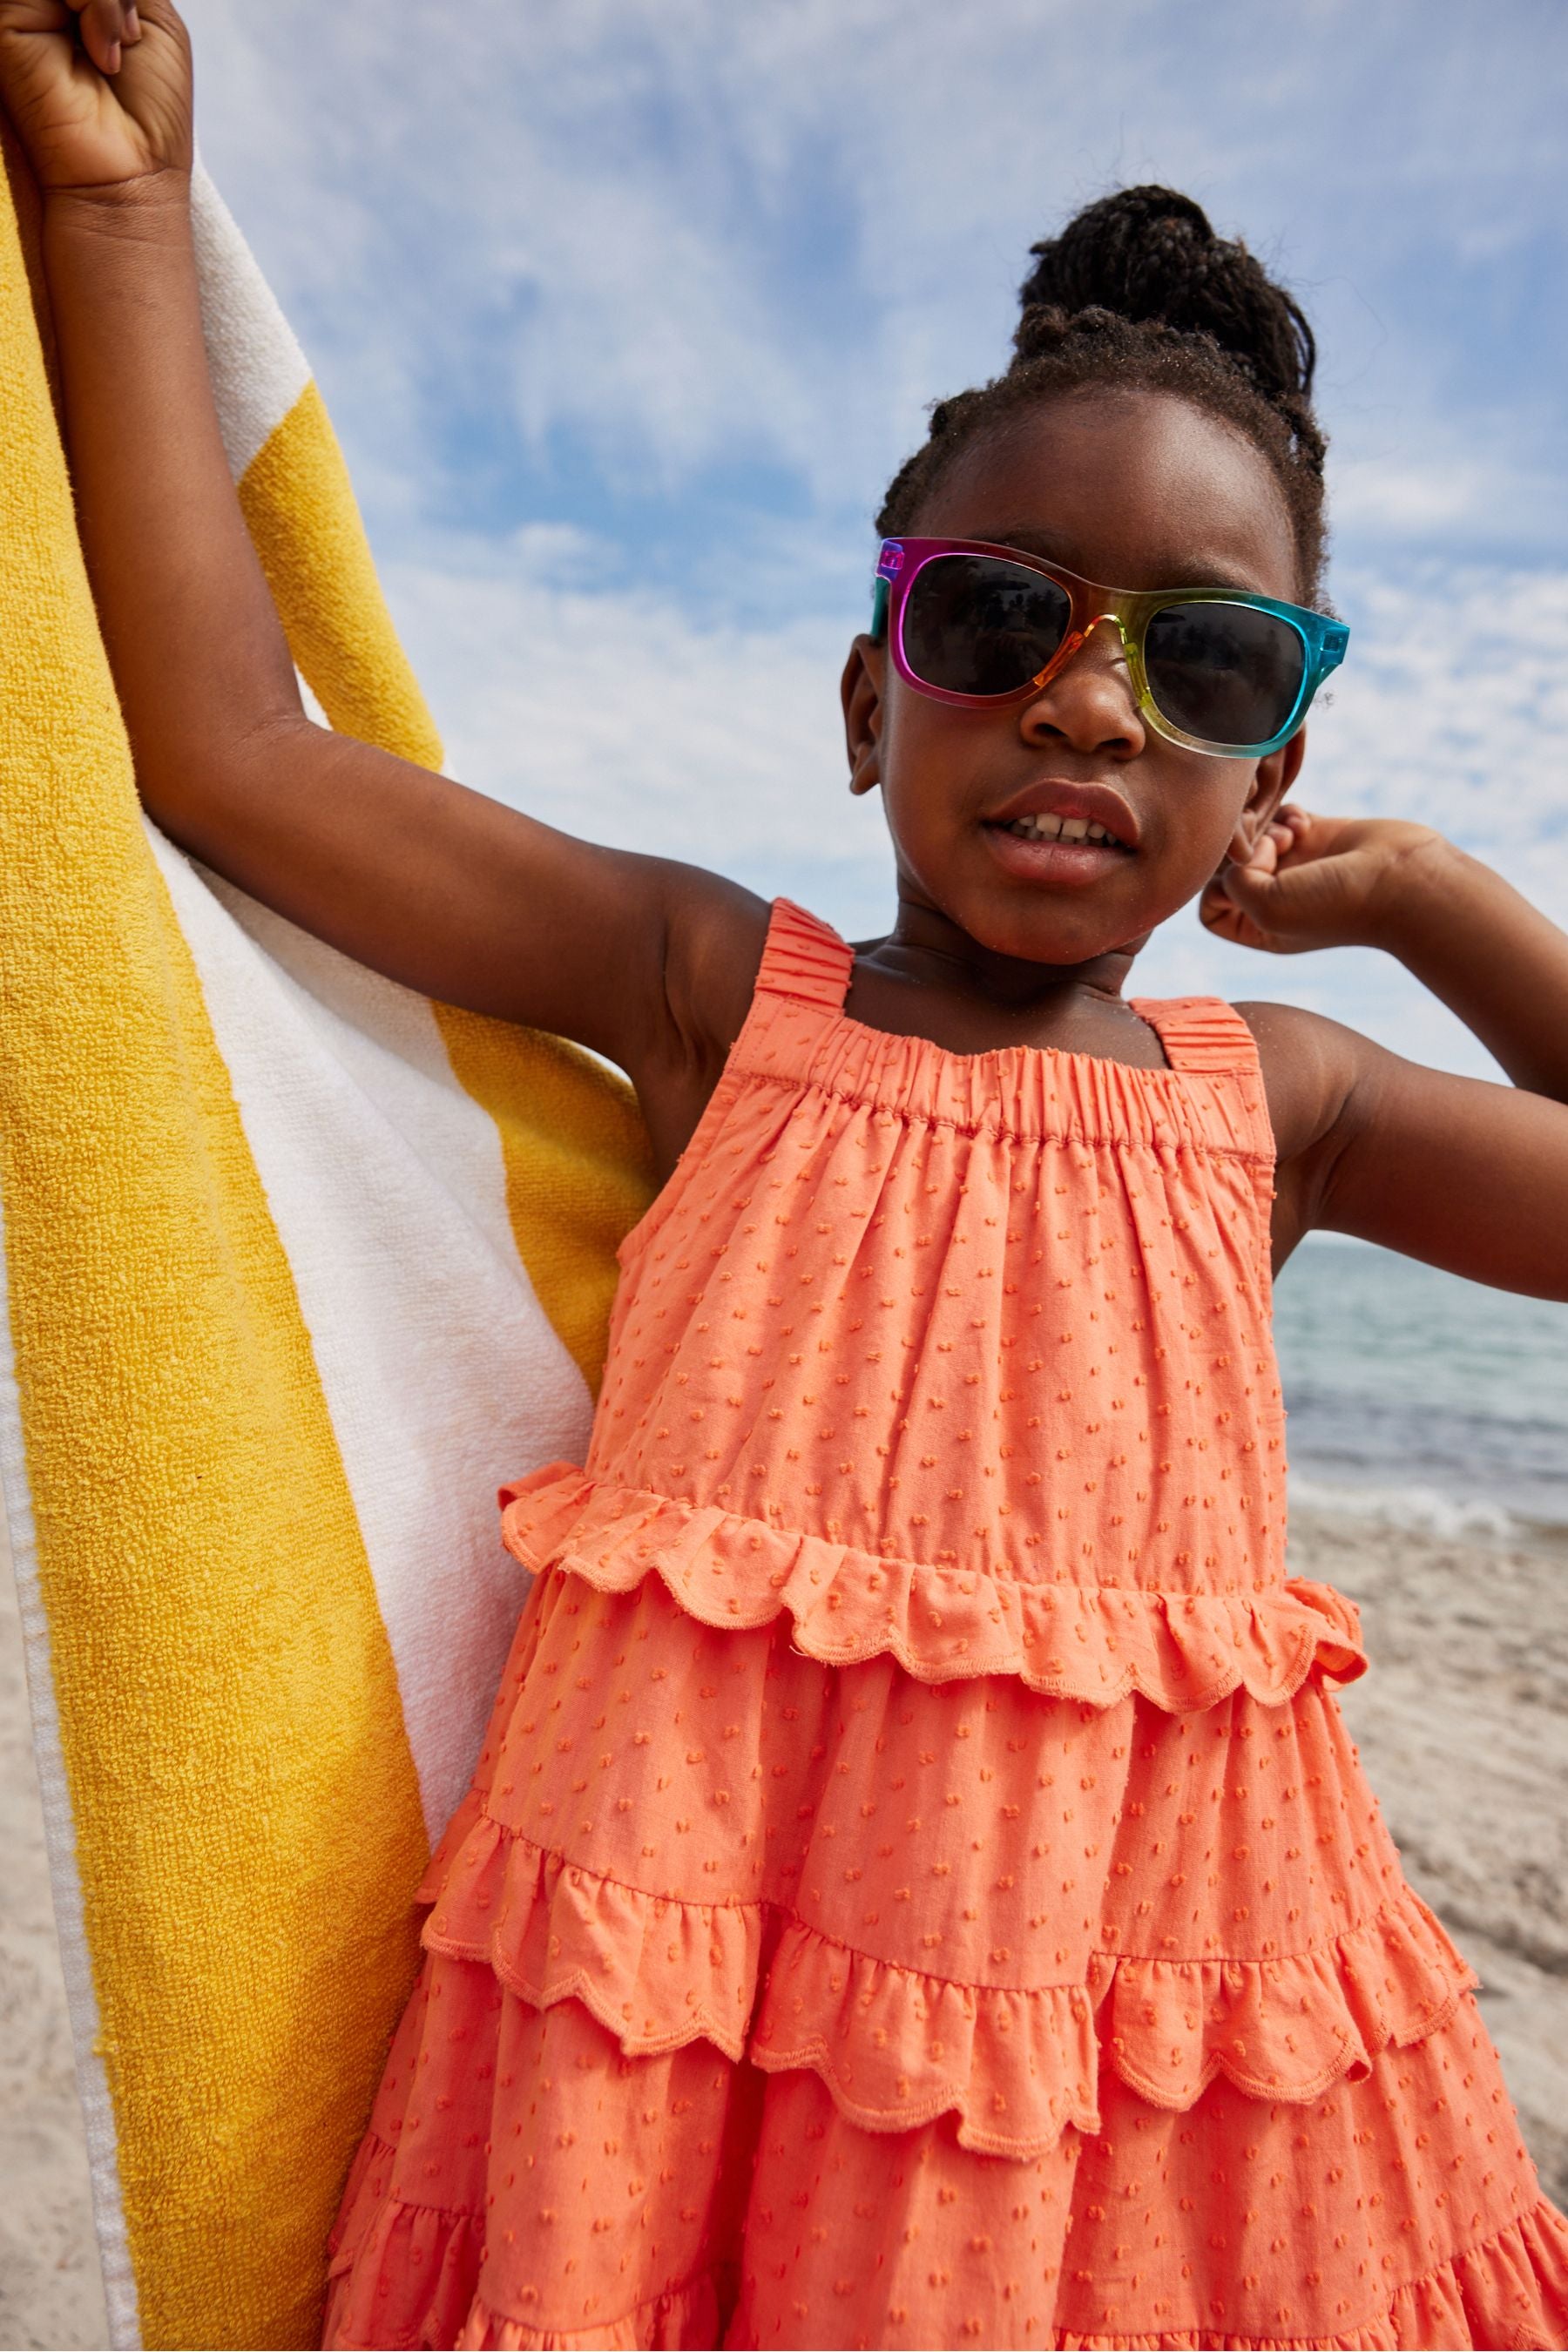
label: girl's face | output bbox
[841,389,1309,969]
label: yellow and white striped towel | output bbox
[0,135,651,2350]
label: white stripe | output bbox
[0,1189,141,2352]
[147,825,595,1842]
[190,161,313,483]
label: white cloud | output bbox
[1335,455,1532,541]
[392,537,856,882]
[182,0,1568,554]
[1318,566,1568,862]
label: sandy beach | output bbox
[0,1516,109,2352]
[2,1502,1565,2350]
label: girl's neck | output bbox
[843,896,1168,1068]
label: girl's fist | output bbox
[1200,807,1446,956]
[0,0,190,192]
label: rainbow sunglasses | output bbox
[872,537,1348,760]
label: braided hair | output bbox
[877,186,1328,599]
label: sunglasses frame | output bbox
[871,536,1348,760]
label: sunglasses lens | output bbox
[902,555,1071,698]
[1143,601,1307,749]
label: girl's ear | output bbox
[1227,726,1308,862]
[841,637,886,797]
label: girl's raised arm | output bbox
[1206,811,1568,1301]
[0,0,766,1169]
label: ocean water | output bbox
[1274,1237,1568,1539]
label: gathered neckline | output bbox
[718,897,1274,1160]
[832,990,1178,1081]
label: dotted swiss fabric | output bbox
[323,901,1568,2350]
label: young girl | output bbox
[7,5,1568,2347]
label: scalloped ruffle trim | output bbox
[324,2156,1568,2350]
[421,1813,1475,2161]
[498,1466,1366,1713]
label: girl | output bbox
[5,5,1568,2346]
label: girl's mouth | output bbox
[996,812,1131,848]
[980,815,1133,887]
[978,781,1139,884]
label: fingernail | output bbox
[125,6,141,36]
[105,38,121,69]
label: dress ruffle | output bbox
[325,2130,485,2351]
[498,1467,1366,1713]
[419,1811,1475,2162]
[1033,2202,1568,2350]
[456,2274,728,2352]
[324,2131,730,2350]
[324,2127,1568,2350]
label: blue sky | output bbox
[183,0,1568,1077]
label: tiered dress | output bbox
[325,901,1568,2350]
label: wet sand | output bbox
[1,1504,1564,2347]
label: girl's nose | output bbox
[1018,614,1145,758]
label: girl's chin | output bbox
[951,892,1148,975]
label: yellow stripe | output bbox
[434,1009,654,1394]
[240,389,653,1391]
[237,381,445,769]
[0,172,429,2350]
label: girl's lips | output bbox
[981,823,1129,889]
[984,780,1141,848]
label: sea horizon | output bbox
[1276,1232,1568,1544]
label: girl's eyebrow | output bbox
[977,524,1267,598]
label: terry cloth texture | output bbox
[323,900,1568,2351]
[0,128,652,2352]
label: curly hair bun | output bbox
[875,184,1329,597]
[1017,185,1315,413]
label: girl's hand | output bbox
[1199,807,1445,957]
[0,0,190,193]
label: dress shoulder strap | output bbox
[1129,996,1262,1077]
[754,898,855,1011]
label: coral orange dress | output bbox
[324,900,1568,2350]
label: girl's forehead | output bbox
[914,389,1301,601]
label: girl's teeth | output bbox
[1006,814,1118,846]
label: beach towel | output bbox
[0,129,652,2351]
